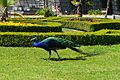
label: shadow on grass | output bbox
[42,52,101,61]
[52,56,87,61]
[42,56,86,61]
[85,52,101,57]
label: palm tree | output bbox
[0,0,18,21]
[71,0,94,17]
[71,0,82,17]
[0,0,7,21]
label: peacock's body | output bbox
[31,37,86,59]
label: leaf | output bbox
[71,0,80,6]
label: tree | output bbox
[0,0,7,21]
[71,0,94,17]
[71,0,82,17]
[0,0,18,21]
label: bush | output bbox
[36,8,54,17]
[0,22,62,32]
[88,9,101,15]
[1,30,120,47]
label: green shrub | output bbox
[36,9,45,15]
[36,8,54,17]
[88,9,101,15]
[0,22,62,32]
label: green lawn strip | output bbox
[0,45,120,80]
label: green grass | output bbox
[1,45,120,80]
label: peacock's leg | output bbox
[53,50,61,59]
[49,50,51,59]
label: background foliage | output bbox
[36,8,55,17]
[116,0,120,10]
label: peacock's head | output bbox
[31,37,37,41]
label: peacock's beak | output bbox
[31,37,37,41]
[31,38,34,41]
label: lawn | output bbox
[0,45,120,80]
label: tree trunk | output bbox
[44,0,48,8]
[105,0,113,18]
[108,0,113,15]
[1,7,8,22]
[79,3,82,17]
[1,0,8,21]
[46,0,48,8]
[77,0,82,17]
[44,0,45,8]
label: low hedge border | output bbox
[61,20,120,32]
[0,22,62,32]
[0,30,120,47]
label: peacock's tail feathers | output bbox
[51,37,80,47]
[69,47,86,54]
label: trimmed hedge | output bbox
[7,17,120,32]
[0,30,120,47]
[61,19,120,32]
[61,21,91,31]
[90,22,120,31]
[0,22,62,32]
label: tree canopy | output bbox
[0,0,18,7]
[71,0,94,17]
[0,0,18,21]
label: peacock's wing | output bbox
[41,37,66,49]
[52,37,80,48]
[41,37,80,49]
[62,40,80,47]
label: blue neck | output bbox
[33,40,43,47]
[33,39,37,42]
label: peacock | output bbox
[31,37,86,59]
